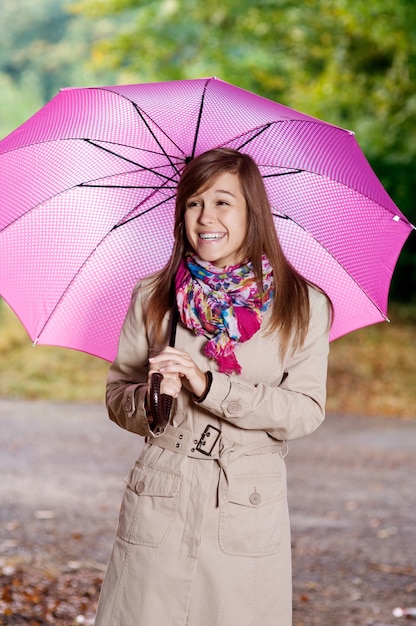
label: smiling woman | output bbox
[95,148,331,626]
[184,171,248,268]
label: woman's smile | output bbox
[198,232,226,240]
[184,171,248,268]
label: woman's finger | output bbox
[148,347,207,397]
[147,370,182,398]
[149,347,189,367]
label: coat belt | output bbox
[147,423,286,461]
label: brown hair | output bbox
[146,148,317,355]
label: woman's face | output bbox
[184,172,248,268]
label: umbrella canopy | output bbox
[0,77,413,361]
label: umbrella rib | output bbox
[33,233,120,346]
[190,78,210,161]
[84,139,179,182]
[272,210,389,320]
[232,123,273,151]
[112,193,176,229]
[131,103,184,177]
[33,192,176,343]
[262,169,304,178]
[81,184,177,190]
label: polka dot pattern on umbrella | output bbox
[0,77,412,360]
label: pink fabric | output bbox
[0,77,413,361]
[175,255,274,374]
[235,307,260,343]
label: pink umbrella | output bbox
[0,77,413,361]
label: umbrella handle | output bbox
[148,300,178,432]
[149,371,173,433]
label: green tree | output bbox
[0,73,44,139]
[1,0,77,101]
[71,0,416,301]
[0,0,119,138]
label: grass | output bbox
[327,305,416,418]
[0,300,415,417]
[0,301,108,404]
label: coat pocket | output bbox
[116,460,181,547]
[219,473,287,557]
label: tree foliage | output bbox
[0,0,118,137]
[71,0,416,300]
[70,0,416,145]
[1,0,415,299]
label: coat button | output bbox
[227,401,241,415]
[249,492,261,505]
[135,481,145,494]
[125,397,132,412]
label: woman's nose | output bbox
[198,205,215,224]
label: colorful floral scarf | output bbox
[175,254,274,374]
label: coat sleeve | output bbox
[106,282,155,437]
[198,289,331,441]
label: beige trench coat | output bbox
[95,279,330,626]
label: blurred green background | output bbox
[0,0,415,415]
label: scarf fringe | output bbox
[204,343,242,375]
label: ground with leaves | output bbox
[1,400,415,626]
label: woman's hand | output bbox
[148,350,182,399]
[148,347,207,398]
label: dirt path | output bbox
[0,399,415,625]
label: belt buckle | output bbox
[196,425,221,456]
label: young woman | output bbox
[95,148,331,626]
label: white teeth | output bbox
[199,233,224,240]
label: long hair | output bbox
[145,148,318,355]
